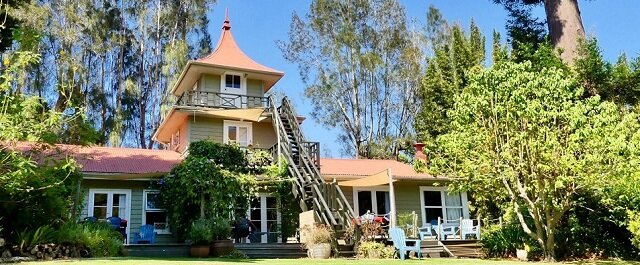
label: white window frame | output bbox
[142,190,171,235]
[223,120,253,147]
[352,186,390,216]
[220,71,246,93]
[419,186,469,226]
[87,189,132,243]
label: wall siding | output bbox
[252,121,276,148]
[246,79,263,97]
[200,74,221,93]
[80,179,176,244]
[189,116,223,143]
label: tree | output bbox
[415,8,486,149]
[7,0,215,148]
[432,60,637,261]
[494,0,585,64]
[280,0,422,158]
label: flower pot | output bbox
[190,245,210,258]
[307,243,331,259]
[210,239,234,257]
[516,249,528,261]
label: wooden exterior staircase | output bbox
[268,96,355,248]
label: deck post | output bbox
[477,217,481,240]
[437,217,441,241]
[460,217,463,239]
[388,168,397,228]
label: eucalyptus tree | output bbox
[280,0,422,158]
[493,0,585,64]
[7,0,215,147]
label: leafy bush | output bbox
[211,218,232,241]
[160,141,256,240]
[188,219,213,245]
[15,225,56,249]
[222,249,249,259]
[356,241,395,259]
[55,222,123,257]
[301,224,333,247]
[481,224,539,258]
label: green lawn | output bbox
[22,258,640,265]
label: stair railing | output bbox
[268,96,355,229]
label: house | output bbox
[52,13,472,247]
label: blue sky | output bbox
[206,0,640,158]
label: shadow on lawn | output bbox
[106,257,261,263]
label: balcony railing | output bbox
[176,91,269,109]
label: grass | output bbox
[22,257,640,265]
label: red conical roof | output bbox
[196,10,283,75]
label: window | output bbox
[143,190,170,234]
[171,131,180,147]
[223,121,252,148]
[353,188,390,216]
[225,74,241,89]
[419,187,468,226]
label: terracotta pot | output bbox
[190,245,210,258]
[307,243,331,259]
[210,239,234,257]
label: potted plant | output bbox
[210,218,234,257]
[516,244,530,261]
[302,224,333,259]
[188,219,213,258]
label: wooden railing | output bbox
[176,91,269,109]
[300,141,320,168]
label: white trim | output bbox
[223,120,253,147]
[418,186,469,226]
[220,71,247,93]
[352,186,390,216]
[87,189,132,244]
[142,189,171,235]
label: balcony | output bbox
[176,91,269,109]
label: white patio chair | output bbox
[418,224,434,240]
[461,219,480,240]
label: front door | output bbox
[221,73,246,108]
[88,189,131,242]
[248,194,281,243]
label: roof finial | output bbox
[222,8,231,30]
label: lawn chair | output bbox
[461,219,480,240]
[389,227,422,260]
[418,224,434,240]
[133,224,156,244]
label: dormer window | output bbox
[225,74,241,89]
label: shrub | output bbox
[188,218,213,245]
[356,241,395,259]
[222,249,249,259]
[301,224,333,247]
[481,224,540,259]
[15,225,56,250]
[55,222,123,257]
[211,218,232,241]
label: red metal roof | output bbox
[320,158,435,180]
[196,11,283,75]
[10,142,182,175]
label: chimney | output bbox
[414,143,428,164]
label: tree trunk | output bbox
[543,0,585,64]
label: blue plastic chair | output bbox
[133,225,156,244]
[107,216,122,229]
[389,227,422,260]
